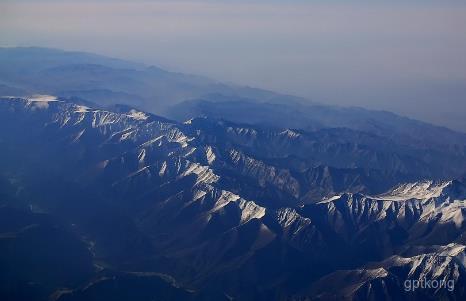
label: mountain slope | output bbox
[0,96,466,300]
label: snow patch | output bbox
[120,130,135,141]
[138,149,146,164]
[205,146,216,165]
[27,95,59,102]
[75,105,91,113]
[72,129,85,143]
[237,199,266,223]
[127,109,148,121]
[159,161,167,177]
[211,190,265,224]
[279,129,300,139]
[374,180,451,201]
[318,194,342,204]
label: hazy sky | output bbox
[1,0,466,131]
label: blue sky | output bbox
[1,0,466,131]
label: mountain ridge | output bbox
[1,95,466,300]
[2,46,465,135]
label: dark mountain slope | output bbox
[0,96,466,300]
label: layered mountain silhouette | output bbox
[0,47,292,114]
[0,95,466,300]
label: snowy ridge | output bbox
[227,148,300,198]
[309,243,466,299]
[373,180,453,201]
[277,208,310,229]
[205,146,216,165]
[319,181,466,204]
[3,95,466,300]
[27,95,59,102]
[179,161,219,185]
[210,190,266,224]
[279,129,301,139]
[127,109,148,121]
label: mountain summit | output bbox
[0,96,465,300]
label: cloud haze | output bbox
[1,0,466,131]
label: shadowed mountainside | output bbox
[0,96,465,300]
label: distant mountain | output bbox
[168,97,466,152]
[3,46,465,148]
[0,47,300,114]
[1,96,466,300]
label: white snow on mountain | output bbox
[374,180,453,201]
[179,161,219,185]
[211,190,266,224]
[279,129,301,139]
[205,146,216,165]
[127,109,148,121]
[318,194,343,204]
[75,105,91,113]
[23,95,59,109]
[27,95,59,102]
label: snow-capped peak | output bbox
[127,109,148,121]
[74,105,91,113]
[279,129,300,139]
[374,180,453,201]
[27,95,59,102]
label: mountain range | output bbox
[1,47,466,300]
[0,47,296,114]
[0,94,465,300]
